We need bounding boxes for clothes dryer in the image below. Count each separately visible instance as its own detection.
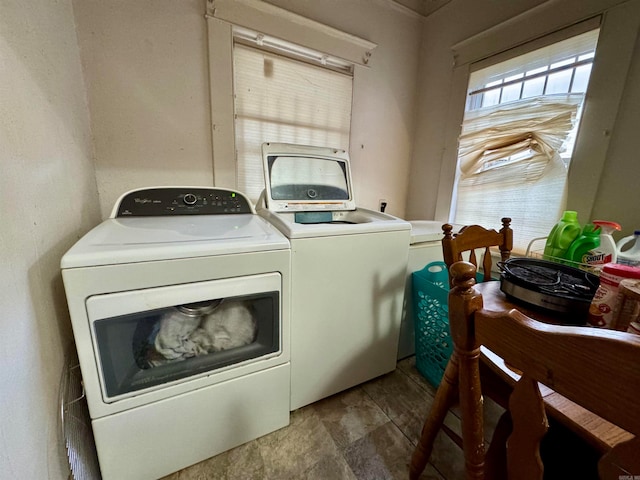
[61,187,290,480]
[257,143,411,410]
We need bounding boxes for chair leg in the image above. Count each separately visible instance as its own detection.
[485,411,511,480]
[410,354,460,480]
[458,346,486,479]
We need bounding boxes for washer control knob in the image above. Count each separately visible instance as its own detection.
[183,193,197,205]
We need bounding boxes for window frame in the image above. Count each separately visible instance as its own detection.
[205,0,376,191]
[434,0,640,230]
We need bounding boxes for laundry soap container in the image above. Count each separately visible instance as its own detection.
[617,230,640,267]
[565,223,600,265]
[543,210,581,261]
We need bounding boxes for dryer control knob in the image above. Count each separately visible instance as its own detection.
[183,193,197,205]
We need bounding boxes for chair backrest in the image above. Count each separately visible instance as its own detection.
[448,261,640,479]
[442,217,513,286]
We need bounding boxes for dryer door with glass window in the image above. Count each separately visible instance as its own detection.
[85,273,281,403]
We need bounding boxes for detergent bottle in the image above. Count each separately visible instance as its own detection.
[543,210,581,261]
[587,220,622,265]
[617,230,640,267]
[565,223,600,265]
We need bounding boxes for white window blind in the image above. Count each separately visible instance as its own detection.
[452,29,599,253]
[454,95,582,252]
[233,43,353,201]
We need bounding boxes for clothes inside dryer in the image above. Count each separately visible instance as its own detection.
[90,290,279,398]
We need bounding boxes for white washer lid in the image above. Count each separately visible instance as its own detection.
[261,142,357,213]
[61,215,289,268]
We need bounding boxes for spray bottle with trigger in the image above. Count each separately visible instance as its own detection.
[591,220,621,265]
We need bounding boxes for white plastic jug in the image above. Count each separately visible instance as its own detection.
[617,230,640,267]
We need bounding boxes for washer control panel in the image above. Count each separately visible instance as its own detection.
[114,187,253,217]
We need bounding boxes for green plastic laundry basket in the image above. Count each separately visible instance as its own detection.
[411,262,452,387]
[412,261,491,387]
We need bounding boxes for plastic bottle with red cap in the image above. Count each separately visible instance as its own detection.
[564,220,620,267]
[592,220,621,265]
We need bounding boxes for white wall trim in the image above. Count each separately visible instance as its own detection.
[467,16,602,74]
[206,0,377,66]
[206,17,236,188]
[451,0,628,66]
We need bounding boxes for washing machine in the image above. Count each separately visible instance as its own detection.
[61,187,291,480]
[397,221,446,359]
[257,143,411,410]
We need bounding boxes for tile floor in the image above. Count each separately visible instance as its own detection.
[162,357,506,480]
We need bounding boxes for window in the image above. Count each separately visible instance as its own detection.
[205,0,376,199]
[451,29,599,252]
[232,33,353,200]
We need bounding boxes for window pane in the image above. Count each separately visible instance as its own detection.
[501,82,523,103]
[522,77,546,98]
[572,64,593,93]
[546,70,573,94]
[482,87,501,107]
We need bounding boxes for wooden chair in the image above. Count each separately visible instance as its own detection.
[411,262,640,479]
[410,219,513,478]
[441,217,513,286]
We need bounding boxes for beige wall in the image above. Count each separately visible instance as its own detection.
[0,1,100,478]
[407,0,640,239]
[73,0,214,218]
[590,27,640,234]
[74,0,423,218]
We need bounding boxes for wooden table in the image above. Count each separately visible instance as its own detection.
[475,281,634,453]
